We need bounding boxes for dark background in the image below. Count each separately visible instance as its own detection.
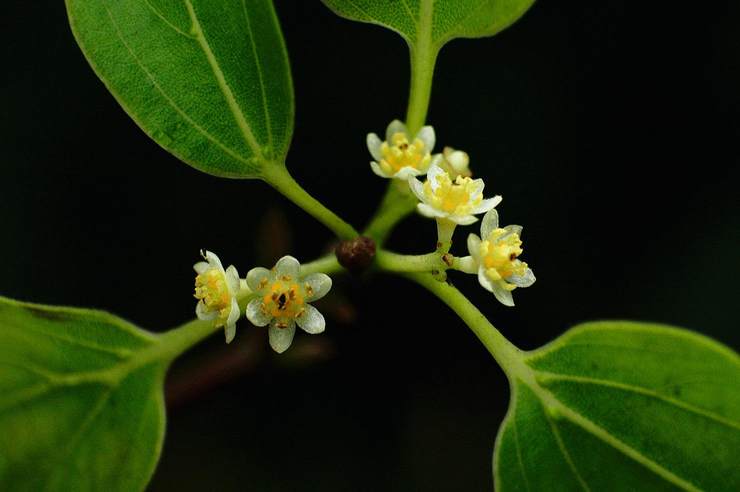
[2,1,739,490]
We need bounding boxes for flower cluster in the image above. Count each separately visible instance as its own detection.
[193,252,332,352]
[191,118,535,352]
[366,119,535,305]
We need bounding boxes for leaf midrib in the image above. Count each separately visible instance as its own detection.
[85,0,266,175]
[98,3,257,169]
[185,0,265,159]
[502,358,705,492]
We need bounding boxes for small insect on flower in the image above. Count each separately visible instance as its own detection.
[245,256,332,353]
[408,161,500,226]
[367,119,437,180]
[467,209,535,306]
[194,250,242,343]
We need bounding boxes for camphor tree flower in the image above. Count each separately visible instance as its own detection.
[245,256,332,353]
[409,161,500,226]
[466,209,535,306]
[408,160,501,249]
[193,250,242,343]
[438,146,472,179]
[367,119,437,180]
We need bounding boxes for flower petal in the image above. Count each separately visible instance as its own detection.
[224,324,236,344]
[417,203,447,219]
[471,196,501,215]
[408,177,426,201]
[246,267,271,293]
[480,209,499,239]
[445,148,469,173]
[426,162,446,192]
[467,234,482,262]
[490,281,515,307]
[193,261,210,274]
[195,301,218,321]
[477,268,495,293]
[507,268,536,288]
[296,304,325,334]
[202,250,224,271]
[394,166,423,180]
[455,255,479,274]
[304,273,332,302]
[429,153,443,169]
[469,178,485,197]
[495,228,519,243]
[370,161,390,178]
[227,298,241,326]
[503,224,523,237]
[246,298,271,327]
[366,133,383,161]
[269,323,296,354]
[385,119,407,141]
[275,255,300,280]
[416,125,435,151]
[225,265,240,294]
[449,214,479,226]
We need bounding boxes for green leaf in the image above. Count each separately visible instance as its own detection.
[320,0,536,49]
[66,0,293,178]
[0,297,168,491]
[494,321,740,491]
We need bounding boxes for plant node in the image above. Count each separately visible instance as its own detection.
[335,236,376,273]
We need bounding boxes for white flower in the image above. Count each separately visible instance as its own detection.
[439,146,472,179]
[245,256,332,354]
[408,161,501,226]
[467,209,535,306]
[367,119,436,180]
[194,250,241,343]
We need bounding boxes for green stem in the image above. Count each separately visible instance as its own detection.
[263,165,358,240]
[405,0,439,136]
[156,319,222,365]
[362,180,417,244]
[301,255,343,276]
[362,2,439,245]
[435,218,456,254]
[375,249,444,272]
[404,272,527,379]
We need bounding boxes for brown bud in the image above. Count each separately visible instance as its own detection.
[335,236,376,273]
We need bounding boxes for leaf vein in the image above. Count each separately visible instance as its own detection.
[43,387,114,490]
[185,0,264,158]
[543,406,591,491]
[102,4,255,169]
[435,0,491,45]
[539,371,740,431]
[7,322,134,358]
[553,398,703,491]
[142,0,195,39]
[241,0,273,150]
[512,410,532,492]
[400,0,418,28]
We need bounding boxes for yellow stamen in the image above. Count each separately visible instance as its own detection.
[379,132,431,174]
[423,173,483,216]
[195,268,232,327]
[480,229,527,289]
[261,281,306,322]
